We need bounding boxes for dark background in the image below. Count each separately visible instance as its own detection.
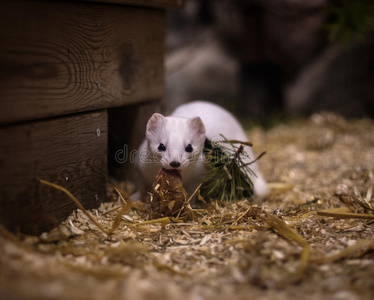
[164,0,374,125]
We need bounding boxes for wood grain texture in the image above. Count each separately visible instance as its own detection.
[0,111,107,234]
[78,0,185,10]
[0,0,165,125]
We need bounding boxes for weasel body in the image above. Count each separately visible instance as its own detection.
[135,101,268,200]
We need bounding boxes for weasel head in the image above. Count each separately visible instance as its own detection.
[144,113,206,172]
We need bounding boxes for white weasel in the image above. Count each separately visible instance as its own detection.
[134,101,268,201]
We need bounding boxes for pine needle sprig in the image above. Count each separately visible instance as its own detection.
[200,135,265,202]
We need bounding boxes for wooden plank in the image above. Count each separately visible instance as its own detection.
[78,0,185,10]
[0,0,165,125]
[0,111,107,234]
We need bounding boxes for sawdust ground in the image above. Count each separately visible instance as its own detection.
[1,112,374,300]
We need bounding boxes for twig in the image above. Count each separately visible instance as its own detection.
[176,183,202,220]
[222,140,253,147]
[242,151,267,167]
[259,212,310,277]
[39,179,108,235]
[317,208,374,220]
[231,206,252,226]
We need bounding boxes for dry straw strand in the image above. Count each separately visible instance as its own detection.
[39,179,108,235]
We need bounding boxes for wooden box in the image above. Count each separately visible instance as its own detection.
[0,0,182,234]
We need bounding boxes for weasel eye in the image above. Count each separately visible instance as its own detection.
[158,143,166,151]
[185,144,193,152]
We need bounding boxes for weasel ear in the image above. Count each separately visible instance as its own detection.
[146,113,165,135]
[189,117,206,137]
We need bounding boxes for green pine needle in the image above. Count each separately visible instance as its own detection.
[200,135,265,202]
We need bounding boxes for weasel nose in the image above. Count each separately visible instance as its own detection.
[169,161,181,168]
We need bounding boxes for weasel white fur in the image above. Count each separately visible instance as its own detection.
[134,101,268,201]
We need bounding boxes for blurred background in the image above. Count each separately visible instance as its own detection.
[164,0,374,126]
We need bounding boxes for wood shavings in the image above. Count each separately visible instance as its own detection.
[2,113,374,299]
[313,239,374,263]
[258,211,310,277]
[334,186,374,214]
